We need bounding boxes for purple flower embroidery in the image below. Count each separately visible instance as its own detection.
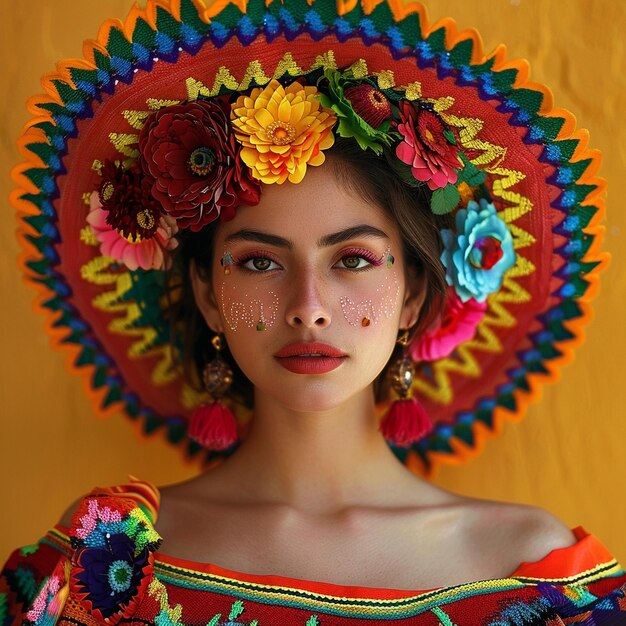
[71,532,153,624]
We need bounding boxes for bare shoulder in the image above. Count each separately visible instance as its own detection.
[459,498,576,576]
[512,504,576,561]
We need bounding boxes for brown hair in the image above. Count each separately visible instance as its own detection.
[165,137,451,406]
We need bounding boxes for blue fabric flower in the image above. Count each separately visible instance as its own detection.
[72,533,150,620]
[441,199,516,302]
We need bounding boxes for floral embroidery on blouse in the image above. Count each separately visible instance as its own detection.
[24,559,70,626]
[68,492,162,625]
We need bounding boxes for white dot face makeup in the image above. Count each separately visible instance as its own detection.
[340,272,401,327]
[339,246,400,327]
[221,283,279,331]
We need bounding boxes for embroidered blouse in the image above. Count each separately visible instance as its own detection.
[2,479,625,625]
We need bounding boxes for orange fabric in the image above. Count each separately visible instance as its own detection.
[511,526,616,579]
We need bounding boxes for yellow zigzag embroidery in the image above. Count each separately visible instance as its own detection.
[80,256,176,385]
[414,101,536,404]
[122,109,151,130]
[185,51,338,100]
[109,133,140,159]
[148,579,184,626]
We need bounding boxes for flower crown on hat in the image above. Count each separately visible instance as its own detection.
[87,57,516,357]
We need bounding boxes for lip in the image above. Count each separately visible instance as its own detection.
[274,342,348,375]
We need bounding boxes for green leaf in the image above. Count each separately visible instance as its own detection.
[431,184,461,215]
[442,128,456,145]
[228,600,245,620]
[457,160,486,186]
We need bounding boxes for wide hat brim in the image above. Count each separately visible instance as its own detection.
[12,0,607,475]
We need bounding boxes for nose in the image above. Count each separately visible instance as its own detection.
[284,270,331,329]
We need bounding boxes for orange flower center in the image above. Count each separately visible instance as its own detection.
[368,90,387,109]
[267,121,297,146]
[424,128,435,143]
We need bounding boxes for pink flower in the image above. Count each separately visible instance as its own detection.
[396,101,461,190]
[26,576,62,622]
[75,499,123,539]
[410,288,487,361]
[87,192,179,271]
[25,560,69,625]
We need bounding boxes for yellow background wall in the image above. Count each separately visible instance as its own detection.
[1,0,625,566]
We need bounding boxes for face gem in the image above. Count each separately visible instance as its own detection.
[221,251,234,275]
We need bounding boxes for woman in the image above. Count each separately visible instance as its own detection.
[3,0,624,623]
[150,148,577,588]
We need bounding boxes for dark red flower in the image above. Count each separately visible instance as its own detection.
[344,84,391,128]
[99,160,162,241]
[139,98,261,231]
[396,101,461,190]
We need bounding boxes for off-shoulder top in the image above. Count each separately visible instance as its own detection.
[2,479,625,625]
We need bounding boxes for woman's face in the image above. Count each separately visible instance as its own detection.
[193,163,424,413]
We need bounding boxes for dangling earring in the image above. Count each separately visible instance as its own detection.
[379,330,432,447]
[188,334,238,450]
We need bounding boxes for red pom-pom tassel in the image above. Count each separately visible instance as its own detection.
[380,397,432,447]
[188,402,238,450]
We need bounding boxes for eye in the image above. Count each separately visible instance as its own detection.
[237,255,281,272]
[334,248,382,271]
[337,255,371,270]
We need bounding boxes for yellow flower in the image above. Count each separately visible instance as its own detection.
[231,79,336,184]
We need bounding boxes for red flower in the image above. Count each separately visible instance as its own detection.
[139,98,261,231]
[344,84,391,128]
[396,101,461,190]
[99,160,162,241]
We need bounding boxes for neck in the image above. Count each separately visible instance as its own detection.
[211,386,420,514]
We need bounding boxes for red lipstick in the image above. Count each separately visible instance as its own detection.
[274,342,348,374]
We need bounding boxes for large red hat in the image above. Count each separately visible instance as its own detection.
[12,0,606,475]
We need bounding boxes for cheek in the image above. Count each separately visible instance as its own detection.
[339,270,401,328]
[220,282,280,332]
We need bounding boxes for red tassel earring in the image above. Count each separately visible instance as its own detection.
[188,335,238,450]
[380,330,432,447]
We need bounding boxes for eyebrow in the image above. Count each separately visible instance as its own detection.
[223,224,389,249]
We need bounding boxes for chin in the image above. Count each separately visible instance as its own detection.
[262,380,374,415]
